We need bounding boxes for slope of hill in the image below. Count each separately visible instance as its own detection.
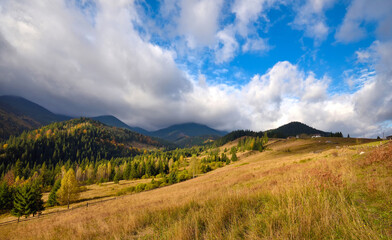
[0,96,70,141]
[0,118,166,172]
[91,115,150,135]
[266,121,327,138]
[150,122,227,146]
[214,129,265,146]
[0,95,226,146]
[1,137,389,239]
[215,122,328,146]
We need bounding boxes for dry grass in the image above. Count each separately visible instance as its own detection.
[1,138,391,240]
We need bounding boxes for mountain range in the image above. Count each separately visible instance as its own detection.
[0,95,335,145]
[0,96,227,145]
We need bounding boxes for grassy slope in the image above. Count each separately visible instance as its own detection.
[1,138,392,239]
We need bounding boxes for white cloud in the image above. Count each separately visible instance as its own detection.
[242,37,270,53]
[353,41,392,124]
[335,0,392,43]
[0,0,191,129]
[231,0,274,37]
[0,0,390,137]
[178,0,223,48]
[215,25,239,64]
[292,0,336,42]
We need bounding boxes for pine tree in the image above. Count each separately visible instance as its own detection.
[47,179,61,207]
[31,182,44,217]
[231,152,238,162]
[113,172,120,184]
[57,169,79,209]
[0,182,13,210]
[11,184,35,222]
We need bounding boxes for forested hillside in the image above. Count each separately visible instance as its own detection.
[0,118,166,178]
[0,96,70,141]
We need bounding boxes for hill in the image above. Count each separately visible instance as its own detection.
[266,121,327,138]
[0,95,226,146]
[0,96,70,141]
[91,115,150,135]
[214,129,265,146]
[215,122,329,146]
[150,122,227,147]
[1,137,389,239]
[0,118,167,177]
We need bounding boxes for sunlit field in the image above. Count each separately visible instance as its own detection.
[1,137,391,239]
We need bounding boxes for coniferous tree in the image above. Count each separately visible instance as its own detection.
[31,182,44,217]
[11,184,35,222]
[0,182,13,210]
[47,179,61,207]
[231,152,238,162]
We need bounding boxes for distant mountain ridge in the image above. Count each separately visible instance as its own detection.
[91,115,150,135]
[148,122,228,147]
[0,118,169,170]
[215,122,331,146]
[266,121,327,138]
[0,96,228,146]
[0,96,70,141]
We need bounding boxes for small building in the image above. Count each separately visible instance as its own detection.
[387,135,392,140]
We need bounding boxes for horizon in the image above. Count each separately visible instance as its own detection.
[0,0,391,137]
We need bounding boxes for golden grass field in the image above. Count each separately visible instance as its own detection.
[1,137,391,239]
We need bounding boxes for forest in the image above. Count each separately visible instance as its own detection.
[0,118,268,220]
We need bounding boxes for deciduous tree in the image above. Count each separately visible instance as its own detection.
[57,169,79,209]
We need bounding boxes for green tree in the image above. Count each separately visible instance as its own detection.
[231,152,238,162]
[0,182,13,210]
[31,181,44,217]
[113,172,120,184]
[57,169,79,209]
[11,184,35,222]
[47,179,61,207]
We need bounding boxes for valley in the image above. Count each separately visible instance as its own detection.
[1,136,391,239]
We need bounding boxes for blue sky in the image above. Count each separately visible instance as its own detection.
[0,0,391,137]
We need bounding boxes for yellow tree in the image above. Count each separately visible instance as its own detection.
[57,169,79,209]
[189,155,198,178]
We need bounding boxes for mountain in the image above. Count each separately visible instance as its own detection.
[0,96,70,141]
[0,118,169,171]
[215,122,330,145]
[214,130,265,146]
[91,115,150,135]
[0,95,227,146]
[266,121,327,138]
[150,123,227,147]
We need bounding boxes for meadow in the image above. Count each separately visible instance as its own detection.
[1,137,391,239]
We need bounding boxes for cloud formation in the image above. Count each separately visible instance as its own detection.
[335,0,392,42]
[291,0,335,43]
[0,0,391,137]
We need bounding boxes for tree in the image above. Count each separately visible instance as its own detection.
[231,152,238,162]
[57,169,79,209]
[0,182,13,210]
[47,179,61,207]
[113,172,120,184]
[31,181,44,217]
[11,184,35,222]
[189,155,198,178]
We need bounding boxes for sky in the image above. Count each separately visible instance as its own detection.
[0,0,391,137]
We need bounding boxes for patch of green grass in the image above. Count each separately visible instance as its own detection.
[299,158,313,163]
[236,162,249,167]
